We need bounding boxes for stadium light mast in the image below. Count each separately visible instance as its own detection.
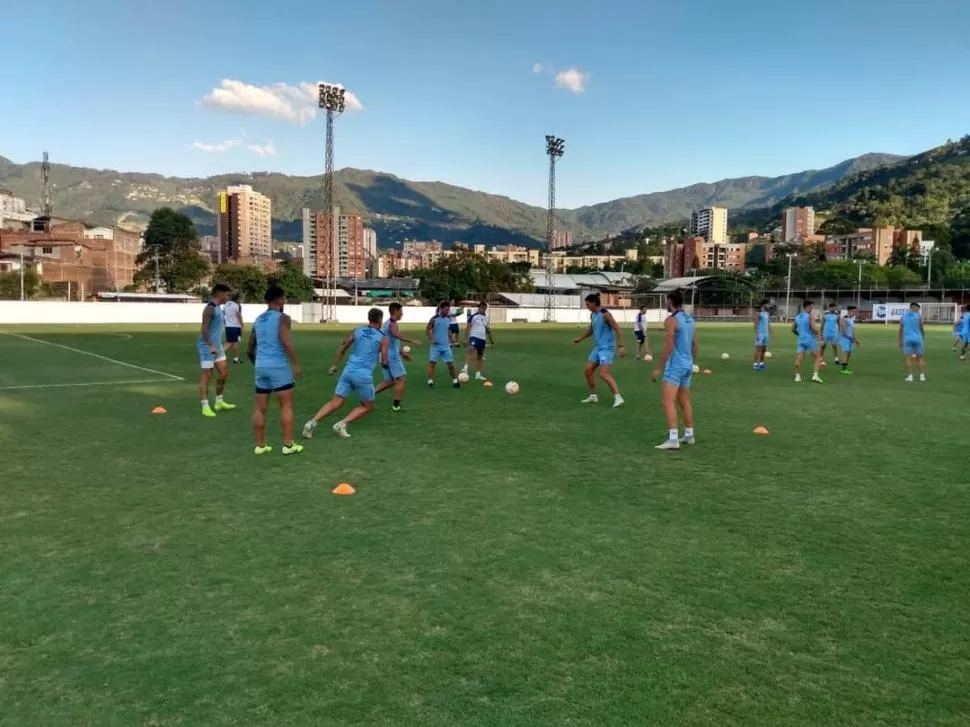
[785,253,797,320]
[319,83,347,323]
[543,135,565,323]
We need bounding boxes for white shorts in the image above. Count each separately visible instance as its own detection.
[200,354,227,369]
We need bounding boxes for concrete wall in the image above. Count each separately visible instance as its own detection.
[0,301,669,326]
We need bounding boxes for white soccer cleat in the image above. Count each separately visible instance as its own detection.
[612,394,625,408]
[302,420,317,439]
[794,374,802,383]
[332,421,350,438]
[679,436,696,445]
[905,375,914,383]
[919,373,927,382]
[812,374,823,383]
[581,394,599,404]
[655,439,681,450]
[475,372,486,380]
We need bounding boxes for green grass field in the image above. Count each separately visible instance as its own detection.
[1,322,969,726]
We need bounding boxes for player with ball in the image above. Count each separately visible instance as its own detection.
[651,289,698,450]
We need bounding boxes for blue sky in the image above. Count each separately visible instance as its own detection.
[4,0,969,209]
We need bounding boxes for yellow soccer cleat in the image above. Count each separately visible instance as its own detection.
[254,445,273,455]
[201,405,217,418]
[214,400,237,412]
[282,442,304,456]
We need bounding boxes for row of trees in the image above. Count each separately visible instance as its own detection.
[409,251,534,301]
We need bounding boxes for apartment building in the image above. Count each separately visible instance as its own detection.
[824,227,922,265]
[664,236,747,277]
[781,207,816,242]
[363,227,377,273]
[217,185,272,265]
[689,207,729,244]
[550,231,572,250]
[302,207,367,279]
[0,190,36,228]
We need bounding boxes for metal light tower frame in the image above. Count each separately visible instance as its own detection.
[319,83,347,322]
[41,151,52,220]
[543,135,565,322]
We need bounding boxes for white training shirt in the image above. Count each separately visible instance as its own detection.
[448,312,457,324]
[468,312,489,340]
[223,300,242,328]
[634,311,646,333]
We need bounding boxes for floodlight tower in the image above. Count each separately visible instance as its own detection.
[544,135,565,322]
[41,151,52,222]
[319,84,347,322]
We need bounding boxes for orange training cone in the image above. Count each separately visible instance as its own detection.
[482,380,494,387]
[332,483,356,496]
[152,406,167,415]
[752,426,769,435]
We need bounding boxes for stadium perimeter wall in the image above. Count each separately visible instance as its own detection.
[0,302,668,326]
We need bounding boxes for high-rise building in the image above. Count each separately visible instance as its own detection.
[689,207,728,244]
[363,227,377,274]
[550,231,572,250]
[217,184,272,265]
[302,207,367,279]
[781,207,816,242]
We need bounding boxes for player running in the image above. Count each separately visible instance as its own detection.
[957,305,970,360]
[223,292,244,363]
[652,289,697,450]
[247,285,303,456]
[198,283,237,417]
[573,293,625,407]
[838,306,860,375]
[793,300,823,384]
[302,307,390,439]
[461,301,495,381]
[819,302,841,365]
[752,299,771,370]
[375,302,422,411]
[633,305,651,361]
[899,302,927,382]
[427,301,461,388]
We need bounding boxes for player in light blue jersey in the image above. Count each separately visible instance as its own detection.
[838,305,860,375]
[247,286,303,456]
[899,302,926,382]
[303,307,390,439]
[652,289,697,450]
[819,302,841,365]
[752,299,772,370]
[426,301,460,388]
[574,293,625,407]
[792,300,823,383]
[197,283,237,417]
[957,305,970,360]
[375,302,422,411]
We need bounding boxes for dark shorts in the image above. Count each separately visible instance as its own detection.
[225,326,242,343]
[634,331,646,344]
[449,323,460,335]
[469,336,486,355]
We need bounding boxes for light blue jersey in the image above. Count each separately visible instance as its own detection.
[196,300,226,366]
[430,315,451,347]
[795,311,818,353]
[901,311,923,356]
[335,326,384,401]
[960,312,970,341]
[253,309,287,367]
[756,310,770,346]
[840,316,856,353]
[588,308,616,366]
[822,312,840,342]
[381,319,407,380]
[663,310,696,388]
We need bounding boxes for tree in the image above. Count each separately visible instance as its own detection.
[134,208,210,292]
[270,260,315,301]
[0,268,40,300]
[413,251,532,302]
[817,217,859,235]
[210,263,268,302]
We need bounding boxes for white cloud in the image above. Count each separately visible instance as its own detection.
[554,68,590,94]
[532,63,544,74]
[190,138,242,153]
[199,79,363,125]
[246,142,277,157]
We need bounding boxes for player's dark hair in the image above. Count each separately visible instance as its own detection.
[668,289,685,308]
[264,285,285,303]
[639,304,648,311]
[828,302,836,308]
[368,307,384,324]
[479,301,488,309]
[910,302,920,309]
[231,292,240,302]
[212,283,231,294]
[388,302,402,315]
[803,300,813,309]
[437,300,449,311]
[585,293,601,306]
[847,305,857,312]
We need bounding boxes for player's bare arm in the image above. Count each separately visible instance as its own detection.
[379,335,390,369]
[279,314,302,378]
[329,332,354,374]
[246,329,257,364]
[390,321,420,346]
[897,321,904,348]
[651,316,677,380]
[201,306,215,350]
[573,325,592,344]
[426,318,435,340]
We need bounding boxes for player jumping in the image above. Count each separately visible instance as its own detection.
[574,292,625,407]
[899,302,927,382]
[427,301,460,388]
[752,298,771,370]
[198,283,237,417]
[652,289,697,450]
[793,300,823,384]
[248,285,303,455]
[462,301,495,381]
[838,305,859,374]
[375,302,422,411]
[819,302,841,365]
[302,307,390,439]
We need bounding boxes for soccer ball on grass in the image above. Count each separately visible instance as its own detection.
[457,372,470,384]
[402,345,412,354]
[720,352,730,360]
[764,351,772,359]
[505,381,520,395]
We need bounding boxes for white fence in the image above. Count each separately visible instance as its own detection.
[0,301,669,326]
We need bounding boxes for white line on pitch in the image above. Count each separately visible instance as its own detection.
[0,378,182,391]
[1,332,185,381]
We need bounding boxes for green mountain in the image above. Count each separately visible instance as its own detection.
[0,152,903,246]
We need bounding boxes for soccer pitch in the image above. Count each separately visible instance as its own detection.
[1,323,968,725]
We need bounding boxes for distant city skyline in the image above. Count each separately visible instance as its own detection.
[3,0,969,209]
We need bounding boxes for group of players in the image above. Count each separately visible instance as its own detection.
[195,281,959,454]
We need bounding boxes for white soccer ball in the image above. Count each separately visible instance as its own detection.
[720,352,730,360]
[691,364,700,374]
[505,381,520,395]
[458,372,470,384]
[402,345,411,354]
[764,351,772,359]
[644,354,653,362]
